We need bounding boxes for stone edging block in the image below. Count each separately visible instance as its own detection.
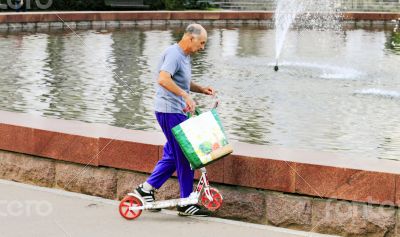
[1,114,400,207]
[0,150,55,187]
[0,12,398,24]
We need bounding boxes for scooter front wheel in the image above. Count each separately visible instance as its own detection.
[201,187,223,211]
[119,194,143,220]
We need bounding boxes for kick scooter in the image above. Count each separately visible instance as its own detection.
[119,167,223,220]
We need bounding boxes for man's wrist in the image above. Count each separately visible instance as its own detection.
[181,91,189,99]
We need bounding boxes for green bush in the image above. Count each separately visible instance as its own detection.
[145,0,212,10]
[163,0,185,10]
[185,0,211,9]
[0,0,109,11]
[142,0,165,10]
[0,0,212,11]
[37,0,108,11]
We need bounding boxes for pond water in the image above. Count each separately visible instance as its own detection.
[0,25,399,160]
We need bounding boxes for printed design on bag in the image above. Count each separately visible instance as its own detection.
[179,111,228,164]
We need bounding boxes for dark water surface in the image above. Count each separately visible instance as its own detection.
[0,25,399,160]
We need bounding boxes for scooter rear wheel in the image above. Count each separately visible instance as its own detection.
[201,187,223,211]
[119,194,143,220]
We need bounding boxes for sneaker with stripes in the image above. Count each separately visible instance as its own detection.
[134,184,161,212]
[177,204,210,217]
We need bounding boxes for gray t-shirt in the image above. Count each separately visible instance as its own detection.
[154,43,191,114]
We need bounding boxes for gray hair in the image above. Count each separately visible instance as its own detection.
[185,24,203,36]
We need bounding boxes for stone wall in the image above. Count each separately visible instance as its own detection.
[340,0,400,12]
[0,149,399,236]
[1,110,400,237]
[0,11,399,32]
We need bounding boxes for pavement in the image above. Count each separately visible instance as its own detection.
[0,179,339,237]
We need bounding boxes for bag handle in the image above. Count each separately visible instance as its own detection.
[184,93,219,118]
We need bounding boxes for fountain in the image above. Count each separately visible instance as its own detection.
[274,0,304,71]
[273,0,341,71]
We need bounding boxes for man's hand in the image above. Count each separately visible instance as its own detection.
[202,86,215,96]
[183,93,196,113]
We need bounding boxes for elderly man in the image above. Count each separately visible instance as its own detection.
[134,24,214,217]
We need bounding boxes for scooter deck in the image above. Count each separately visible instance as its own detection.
[128,192,200,211]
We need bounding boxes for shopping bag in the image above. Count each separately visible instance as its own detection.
[172,109,233,169]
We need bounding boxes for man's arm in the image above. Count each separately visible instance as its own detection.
[158,71,188,98]
[190,81,215,95]
[190,81,204,94]
[158,70,196,112]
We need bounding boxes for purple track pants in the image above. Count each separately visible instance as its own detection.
[146,112,194,198]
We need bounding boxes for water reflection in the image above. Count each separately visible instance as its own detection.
[46,31,117,123]
[110,29,150,129]
[0,34,27,113]
[221,29,239,57]
[0,26,399,161]
[237,27,274,57]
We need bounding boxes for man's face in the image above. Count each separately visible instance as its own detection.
[190,32,207,54]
